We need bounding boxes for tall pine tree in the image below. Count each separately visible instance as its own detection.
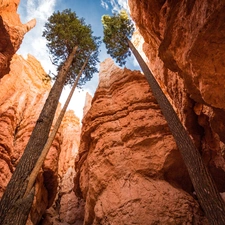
[0,9,99,225]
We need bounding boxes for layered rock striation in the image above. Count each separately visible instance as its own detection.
[129,0,225,192]
[75,58,207,224]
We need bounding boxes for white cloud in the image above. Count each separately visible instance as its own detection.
[26,0,57,22]
[101,0,129,13]
[17,0,90,121]
[101,0,109,10]
[18,0,57,74]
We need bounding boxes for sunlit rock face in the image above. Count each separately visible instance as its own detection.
[0,54,51,197]
[0,54,82,225]
[128,0,225,193]
[75,58,208,225]
[83,92,93,118]
[0,0,36,77]
[0,54,55,224]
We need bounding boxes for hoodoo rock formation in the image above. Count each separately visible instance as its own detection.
[0,1,82,223]
[0,54,57,224]
[0,54,51,199]
[0,0,36,78]
[1,0,225,224]
[128,0,225,194]
[75,58,208,224]
[0,54,81,224]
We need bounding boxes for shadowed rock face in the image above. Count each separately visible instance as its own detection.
[129,0,225,192]
[75,58,208,225]
[41,111,84,225]
[0,0,36,78]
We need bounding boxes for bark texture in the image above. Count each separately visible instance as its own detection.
[75,58,208,225]
[128,39,225,224]
[0,46,77,224]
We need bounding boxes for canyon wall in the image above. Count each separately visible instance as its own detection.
[0,54,82,224]
[128,0,225,192]
[41,110,84,225]
[1,0,225,224]
[0,0,35,78]
[0,1,82,224]
[0,54,56,223]
[75,58,208,224]
[75,1,225,223]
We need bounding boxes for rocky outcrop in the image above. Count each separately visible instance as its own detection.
[0,2,82,224]
[0,54,51,197]
[128,0,225,192]
[0,0,36,78]
[0,54,81,224]
[83,92,92,117]
[0,54,57,224]
[75,58,207,224]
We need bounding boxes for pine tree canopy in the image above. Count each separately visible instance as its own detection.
[56,36,101,87]
[43,9,100,86]
[102,10,134,66]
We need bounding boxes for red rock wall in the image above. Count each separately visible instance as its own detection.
[0,54,51,197]
[0,54,82,225]
[41,110,84,225]
[129,0,225,192]
[0,54,58,224]
[0,1,83,224]
[0,0,35,78]
[75,58,208,224]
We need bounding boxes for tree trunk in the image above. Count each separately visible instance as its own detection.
[3,188,35,225]
[24,55,89,198]
[0,46,78,225]
[127,39,225,224]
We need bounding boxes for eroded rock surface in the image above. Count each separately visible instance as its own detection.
[41,110,84,225]
[75,59,207,224]
[0,0,35,77]
[0,54,51,197]
[0,54,56,224]
[0,54,82,224]
[129,0,225,192]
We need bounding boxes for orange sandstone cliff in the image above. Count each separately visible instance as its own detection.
[0,1,82,224]
[74,1,225,224]
[41,110,84,225]
[1,0,225,224]
[0,54,82,224]
[0,1,82,223]
[0,54,57,224]
[75,58,208,224]
[128,0,225,192]
[0,0,35,78]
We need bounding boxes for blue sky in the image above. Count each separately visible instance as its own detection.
[17,0,139,120]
